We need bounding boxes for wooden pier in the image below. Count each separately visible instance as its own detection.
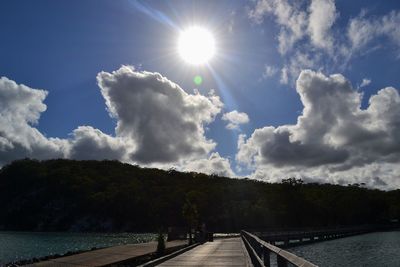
[157,237,251,267]
[241,231,317,267]
[24,240,187,267]
[24,226,384,267]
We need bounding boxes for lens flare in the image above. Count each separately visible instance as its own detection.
[194,75,203,85]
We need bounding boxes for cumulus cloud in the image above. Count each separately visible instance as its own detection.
[68,126,128,161]
[97,66,223,164]
[183,152,235,177]
[0,77,67,165]
[222,110,250,130]
[248,162,400,190]
[237,70,400,188]
[0,68,235,176]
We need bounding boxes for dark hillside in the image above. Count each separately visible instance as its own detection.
[0,159,399,232]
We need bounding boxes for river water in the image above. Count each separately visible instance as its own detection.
[0,231,156,265]
[1,231,399,266]
[288,231,400,267]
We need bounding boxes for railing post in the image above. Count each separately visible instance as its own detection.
[284,237,289,247]
[263,249,270,267]
[277,255,288,267]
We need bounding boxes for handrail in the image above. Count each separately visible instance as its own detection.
[241,230,318,267]
[253,225,373,238]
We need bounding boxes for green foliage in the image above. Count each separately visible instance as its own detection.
[0,159,399,232]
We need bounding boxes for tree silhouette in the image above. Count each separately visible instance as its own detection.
[182,195,199,244]
[0,159,398,232]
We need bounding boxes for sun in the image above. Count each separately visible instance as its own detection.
[178,27,216,65]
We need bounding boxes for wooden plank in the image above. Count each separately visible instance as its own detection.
[158,238,250,267]
[25,240,187,267]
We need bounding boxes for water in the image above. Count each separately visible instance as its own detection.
[0,231,157,265]
[288,231,400,267]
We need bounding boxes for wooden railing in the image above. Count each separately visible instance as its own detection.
[241,230,318,267]
[253,226,373,247]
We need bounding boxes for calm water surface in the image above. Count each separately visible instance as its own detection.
[288,231,400,267]
[0,231,156,264]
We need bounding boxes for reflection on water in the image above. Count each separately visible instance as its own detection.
[0,231,156,264]
[288,231,400,267]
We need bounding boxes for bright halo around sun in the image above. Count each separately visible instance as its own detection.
[178,27,216,65]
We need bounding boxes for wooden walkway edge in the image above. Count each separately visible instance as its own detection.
[24,240,187,267]
[138,243,201,267]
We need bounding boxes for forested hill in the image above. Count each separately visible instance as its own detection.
[0,159,399,232]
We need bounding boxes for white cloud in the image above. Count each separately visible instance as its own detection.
[262,65,278,79]
[0,77,67,165]
[250,1,400,85]
[347,11,375,51]
[248,0,337,55]
[248,0,273,25]
[68,126,129,161]
[183,152,235,177]
[248,0,337,83]
[280,66,289,84]
[237,70,400,189]
[308,0,338,52]
[248,162,400,190]
[222,110,250,130]
[348,10,400,54]
[359,78,371,88]
[97,66,223,164]
[280,51,318,84]
[0,68,236,177]
[248,0,308,54]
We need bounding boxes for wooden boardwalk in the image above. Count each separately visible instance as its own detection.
[158,238,251,267]
[25,240,186,267]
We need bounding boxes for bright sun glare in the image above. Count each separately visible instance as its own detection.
[178,27,216,65]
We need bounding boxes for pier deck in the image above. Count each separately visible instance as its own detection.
[158,237,250,267]
[25,240,187,267]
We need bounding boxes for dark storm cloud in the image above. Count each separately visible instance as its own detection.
[258,129,349,167]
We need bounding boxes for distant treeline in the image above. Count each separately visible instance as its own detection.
[0,159,399,232]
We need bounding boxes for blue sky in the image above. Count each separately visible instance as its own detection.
[1,0,400,188]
